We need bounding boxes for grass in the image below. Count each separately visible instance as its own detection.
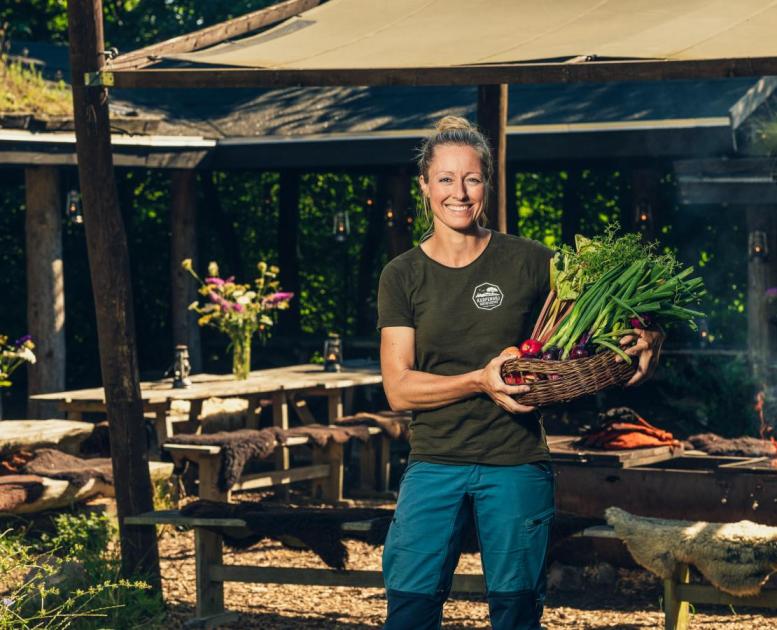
[0,54,72,117]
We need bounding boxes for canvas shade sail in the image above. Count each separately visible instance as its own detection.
[165,0,777,70]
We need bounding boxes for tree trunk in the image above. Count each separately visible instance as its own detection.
[25,166,66,418]
[477,84,508,233]
[67,0,160,588]
[170,169,202,372]
[277,170,301,336]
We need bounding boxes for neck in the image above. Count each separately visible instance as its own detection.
[422,223,491,267]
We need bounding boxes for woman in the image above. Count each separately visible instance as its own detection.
[377,116,663,630]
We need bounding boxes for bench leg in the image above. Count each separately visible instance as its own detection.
[312,441,344,503]
[664,562,690,630]
[359,437,377,490]
[378,435,391,493]
[195,528,225,619]
[198,455,231,503]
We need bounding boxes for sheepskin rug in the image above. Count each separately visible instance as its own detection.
[605,507,777,596]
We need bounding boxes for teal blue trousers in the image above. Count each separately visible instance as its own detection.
[382,460,554,630]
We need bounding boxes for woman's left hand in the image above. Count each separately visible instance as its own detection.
[615,327,665,387]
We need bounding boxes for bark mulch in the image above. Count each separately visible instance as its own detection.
[156,500,777,629]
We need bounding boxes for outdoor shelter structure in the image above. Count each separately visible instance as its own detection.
[66,0,777,587]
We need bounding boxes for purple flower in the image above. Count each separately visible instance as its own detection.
[14,335,32,348]
[205,277,225,286]
[208,291,221,303]
[232,303,245,313]
[263,291,295,305]
[766,287,777,298]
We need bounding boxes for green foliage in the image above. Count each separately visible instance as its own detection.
[0,512,164,629]
[0,52,71,115]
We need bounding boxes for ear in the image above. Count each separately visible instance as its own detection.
[419,175,430,197]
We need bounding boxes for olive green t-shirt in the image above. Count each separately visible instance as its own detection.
[377,230,554,465]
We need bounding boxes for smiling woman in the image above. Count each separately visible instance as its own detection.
[377,115,556,630]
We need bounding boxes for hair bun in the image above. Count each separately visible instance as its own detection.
[434,115,474,133]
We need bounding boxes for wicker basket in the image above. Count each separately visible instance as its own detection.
[500,351,637,407]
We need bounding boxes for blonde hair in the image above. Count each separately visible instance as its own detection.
[416,115,492,230]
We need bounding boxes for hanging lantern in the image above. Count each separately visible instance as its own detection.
[332,211,350,242]
[65,190,83,224]
[323,333,342,372]
[698,318,709,345]
[384,199,395,227]
[634,201,652,227]
[406,206,414,230]
[749,230,768,259]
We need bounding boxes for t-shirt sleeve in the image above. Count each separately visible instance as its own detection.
[377,262,414,329]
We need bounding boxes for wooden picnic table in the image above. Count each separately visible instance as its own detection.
[29,362,383,456]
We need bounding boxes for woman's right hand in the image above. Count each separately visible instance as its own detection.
[477,351,537,414]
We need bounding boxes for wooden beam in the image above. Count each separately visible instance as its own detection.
[277,170,301,337]
[748,206,773,387]
[170,169,202,372]
[67,0,160,588]
[106,0,321,71]
[25,166,66,419]
[104,57,777,89]
[477,85,507,233]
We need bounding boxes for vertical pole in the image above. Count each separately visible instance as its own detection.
[382,169,412,259]
[477,84,508,233]
[505,164,519,236]
[356,176,384,335]
[561,167,583,247]
[25,166,66,418]
[67,0,160,587]
[170,169,202,372]
[278,169,301,336]
[631,167,660,241]
[748,206,770,388]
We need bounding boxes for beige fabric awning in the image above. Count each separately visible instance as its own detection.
[167,0,777,70]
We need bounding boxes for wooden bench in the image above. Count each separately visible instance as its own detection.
[126,509,486,628]
[580,526,777,629]
[163,426,386,504]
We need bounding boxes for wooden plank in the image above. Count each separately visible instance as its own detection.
[748,205,772,384]
[232,464,330,491]
[106,0,321,71]
[67,0,160,588]
[183,611,239,630]
[211,565,486,593]
[477,84,508,233]
[0,419,94,454]
[125,510,247,528]
[105,57,777,89]
[164,443,222,455]
[195,529,225,618]
[664,563,691,630]
[25,166,66,419]
[675,583,777,608]
[550,442,680,468]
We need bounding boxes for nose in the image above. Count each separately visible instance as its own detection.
[452,178,468,200]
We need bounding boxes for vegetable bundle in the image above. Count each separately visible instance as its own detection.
[505,226,705,383]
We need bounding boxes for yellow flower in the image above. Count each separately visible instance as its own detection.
[181,258,193,271]
[197,315,213,326]
[187,301,199,311]
[207,261,219,277]
[269,265,279,275]
[257,261,267,273]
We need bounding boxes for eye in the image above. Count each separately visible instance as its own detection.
[467,177,482,185]
[439,177,453,183]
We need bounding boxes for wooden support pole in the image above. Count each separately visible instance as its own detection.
[25,166,66,418]
[170,169,202,372]
[505,164,519,236]
[561,167,583,247]
[356,177,384,335]
[747,205,772,387]
[630,167,661,241]
[67,0,160,588]
[278,170,301,336]
[477,84,508,233]
[381,170,412,259]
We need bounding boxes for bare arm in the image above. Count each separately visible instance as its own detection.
[380,326,536,414]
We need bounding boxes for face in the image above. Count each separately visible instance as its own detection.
[419,144,486,233]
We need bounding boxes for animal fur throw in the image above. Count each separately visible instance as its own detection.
[167,429,284,492]
[18,449,113,488]
[0,475,44,511]
[284,423,372,446]
[685,433,776,457]
[181,500,394,569]
[335,411,411,441]
[605,507,777,596]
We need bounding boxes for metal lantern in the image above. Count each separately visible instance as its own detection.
[323,333,342,372]
[65,190,84,224]
[749,230,768,259]
[172,344,192,388]
[384,199,395,227]
[332,211,350,242]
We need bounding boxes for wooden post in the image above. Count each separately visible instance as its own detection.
[748,205,771,387]
[505,165,519,236]
[382,170,412,259]
[67,0,160,588]
[477,84,508,233]
[25,166,66,418]
[356,177,384,335]
[170,169,202,372]
[278,170,301,336]
[663,563,691,630]
[630,167,661,241]
[200,171,244,279]
[561,167,583,246]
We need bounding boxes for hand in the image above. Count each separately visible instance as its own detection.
[477,351,537,414]
[615,327,665,387]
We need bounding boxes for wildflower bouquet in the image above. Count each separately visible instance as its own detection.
[0,334,36,388]
[182,259,293,379]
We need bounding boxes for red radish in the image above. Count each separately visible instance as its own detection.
[504,373,524,385]
[519,338,543,357]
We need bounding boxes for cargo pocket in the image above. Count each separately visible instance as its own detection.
[523,506,554,549]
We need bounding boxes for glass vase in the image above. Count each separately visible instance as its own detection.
[231,330,252,380]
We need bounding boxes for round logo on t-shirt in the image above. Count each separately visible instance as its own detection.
[472,282,504,310]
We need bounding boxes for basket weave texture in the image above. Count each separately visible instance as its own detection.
[500,351,637,407]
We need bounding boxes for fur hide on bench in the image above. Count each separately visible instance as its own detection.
[606,506,777,597]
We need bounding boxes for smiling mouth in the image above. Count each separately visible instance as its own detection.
[445,204,473,212]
